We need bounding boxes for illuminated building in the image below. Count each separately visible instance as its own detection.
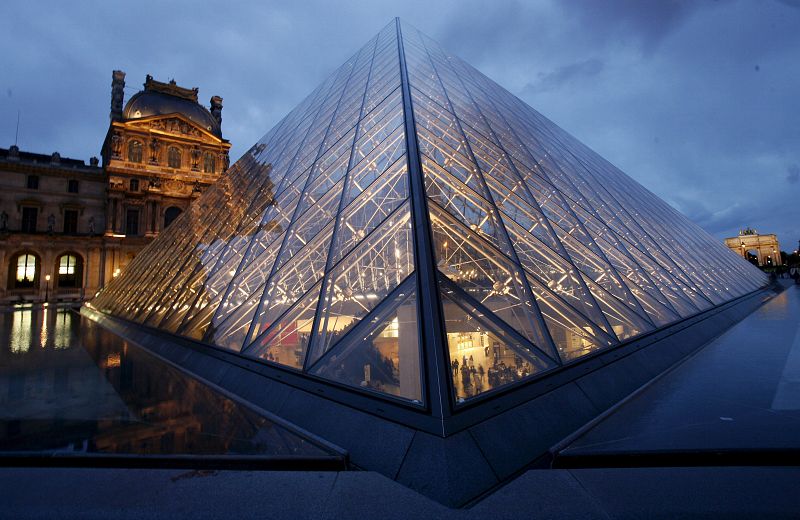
[0,73,230,303]
[724,228,783,267]
[86,20,768,505]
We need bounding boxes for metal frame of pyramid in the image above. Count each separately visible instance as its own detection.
[90,19,767,436]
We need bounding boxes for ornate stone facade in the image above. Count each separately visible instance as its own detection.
[724,228,783,267]
[0,72,230,304]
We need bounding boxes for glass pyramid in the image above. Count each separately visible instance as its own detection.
[90,19,767,407]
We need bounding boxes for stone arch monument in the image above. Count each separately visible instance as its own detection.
[725,228,782,266]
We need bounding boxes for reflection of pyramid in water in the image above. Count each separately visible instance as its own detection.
[92,19,766,406]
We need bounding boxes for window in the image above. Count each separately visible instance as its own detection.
[126,209,139,236]
[129,178,139,192]
[27,175,39,190]
[67,179,79,193]
[127,140,143,163]
[203,152,215,173]
[164,206,182,229]
[21,207,37,233]
[57,254,81,288]
[167,146,181,168]
[63,210,78,234]
[14,253,37,288]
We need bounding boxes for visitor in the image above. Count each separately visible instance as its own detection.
[471,366,481,390]
[461,365,471,388]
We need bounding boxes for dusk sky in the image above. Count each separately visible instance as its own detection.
[1,0,797,250]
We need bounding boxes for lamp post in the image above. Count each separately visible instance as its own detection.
[45,274,51,303]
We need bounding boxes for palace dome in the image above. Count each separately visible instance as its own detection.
[123,81,221,138]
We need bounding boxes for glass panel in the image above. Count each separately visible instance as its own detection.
[343,125,406,206]
[243,281,323,370]
[308,202,414,366]
[503,217,613,335]
[330,156,409,266]
[273,177,344,273]
[244,221,335,347]
[428,202,557,360]
[580,273,655,341]
[440,280,556,403]
[524,273,614,362]
[422,155,511,256]
[480,162,563,255]
[417,128,487,198]
[310,278,422,403]
[358,87,402,141]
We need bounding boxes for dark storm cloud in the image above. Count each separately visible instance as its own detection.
[0,0,797,250]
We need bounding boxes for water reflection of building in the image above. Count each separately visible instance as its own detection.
[724,228,783,267]
[93,146,277,343]
[0,72,231,304]
[0,308,322,457]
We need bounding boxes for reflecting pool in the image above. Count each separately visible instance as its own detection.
[0,306,338,461]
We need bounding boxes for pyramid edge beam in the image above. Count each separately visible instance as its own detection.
[395,17,453,428]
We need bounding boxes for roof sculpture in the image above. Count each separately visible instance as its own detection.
[91,18,766,416]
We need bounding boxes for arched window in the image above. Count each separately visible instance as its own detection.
[203,152,215,173]
[56,253,83,288]
[127,140,143,163]
[167,146,181,168]
[164,206,182,229]
[9,252,38,289]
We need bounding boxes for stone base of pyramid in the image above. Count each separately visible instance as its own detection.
[81,285,775,506]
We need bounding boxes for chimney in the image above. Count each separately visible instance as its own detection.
[210,96,223,128]
[110,70,126,121]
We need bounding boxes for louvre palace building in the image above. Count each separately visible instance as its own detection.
[0,73,230,304]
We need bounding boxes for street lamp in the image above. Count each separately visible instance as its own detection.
[45,274,51,303]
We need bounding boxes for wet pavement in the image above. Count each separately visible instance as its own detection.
[0,306,341,463]
[556,284,800,465]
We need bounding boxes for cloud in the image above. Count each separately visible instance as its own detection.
[522,58,604,94]
[566,0,722,53]
[787,164,800,184]
[669,195,715,226]
[0,0,797,249]
[776,0,800,9]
